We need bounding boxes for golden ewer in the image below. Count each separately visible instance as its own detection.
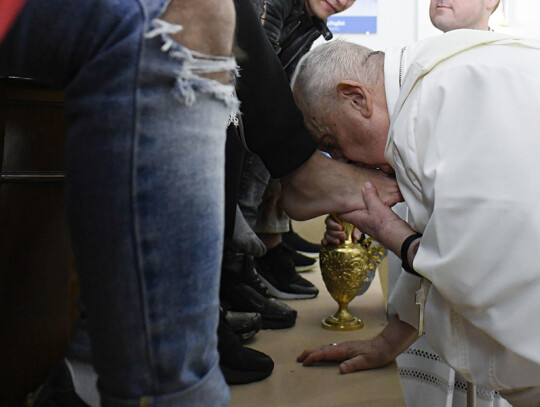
[319,219,385,331]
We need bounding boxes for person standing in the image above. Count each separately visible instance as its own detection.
[2,1,238,406]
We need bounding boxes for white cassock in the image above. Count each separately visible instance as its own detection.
[383,29,540,400]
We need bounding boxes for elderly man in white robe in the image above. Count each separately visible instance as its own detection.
[384,1,507,406]
[292,32,540,407]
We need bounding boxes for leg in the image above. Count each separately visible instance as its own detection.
[1,0,237,405]
[67,1,237,405]
[237,151,271,230]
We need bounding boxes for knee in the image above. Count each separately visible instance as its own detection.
[161,0,235,58]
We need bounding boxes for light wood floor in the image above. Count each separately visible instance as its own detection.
[229,218,405,407]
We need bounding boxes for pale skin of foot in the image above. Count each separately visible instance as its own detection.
[281,152,403,221]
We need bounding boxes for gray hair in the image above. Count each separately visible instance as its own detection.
[291,40,384,118]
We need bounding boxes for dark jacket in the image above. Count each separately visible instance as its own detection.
[225,0,317,238]
[261,0,333,78]
[233,0,316,177]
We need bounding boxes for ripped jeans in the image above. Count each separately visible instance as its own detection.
[0,0,237,406]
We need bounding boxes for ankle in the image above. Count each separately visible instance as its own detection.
[258,233,282,250]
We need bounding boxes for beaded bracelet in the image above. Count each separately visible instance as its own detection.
[400,233,422,277]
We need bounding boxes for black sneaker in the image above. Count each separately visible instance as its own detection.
[221,281,297,329]
[221,251,297,329]
[224,309,262,342]
[222,251,270,297]
[283,225,322,258]
[255,243,319,300]
[218,310,274,384]
[291,250,317,272]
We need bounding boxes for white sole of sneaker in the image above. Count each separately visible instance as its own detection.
[296,250,320,259]
[257,274,318,300]
[295,261,318,272]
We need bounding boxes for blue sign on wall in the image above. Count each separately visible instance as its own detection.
[327,0,377,34]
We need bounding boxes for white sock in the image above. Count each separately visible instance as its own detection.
[65,358,100,407]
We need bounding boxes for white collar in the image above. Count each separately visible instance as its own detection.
[383,41,423,117]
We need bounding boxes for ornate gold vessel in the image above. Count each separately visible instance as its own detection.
[319,219,385,331]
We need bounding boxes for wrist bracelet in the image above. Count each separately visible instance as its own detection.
[400,233,422,277]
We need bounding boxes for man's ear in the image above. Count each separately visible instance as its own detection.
[336,80,373,118]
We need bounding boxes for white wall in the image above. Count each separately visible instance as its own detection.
[493,0,540,38]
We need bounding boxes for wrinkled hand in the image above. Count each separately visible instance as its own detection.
[296,338,395,374]
[297,317,418,374]
[363,167,403,208]
[322,215,362,246]
[340,182,414,255]
[258,178,285,221]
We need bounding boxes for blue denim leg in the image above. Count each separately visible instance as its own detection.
[1,1,237,406]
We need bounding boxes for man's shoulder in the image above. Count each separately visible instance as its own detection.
[411,30,533,73]
[264,0,303,18]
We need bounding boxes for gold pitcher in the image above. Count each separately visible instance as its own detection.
[319,218,385,331]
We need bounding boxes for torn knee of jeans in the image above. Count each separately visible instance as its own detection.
[145,19,240,125]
